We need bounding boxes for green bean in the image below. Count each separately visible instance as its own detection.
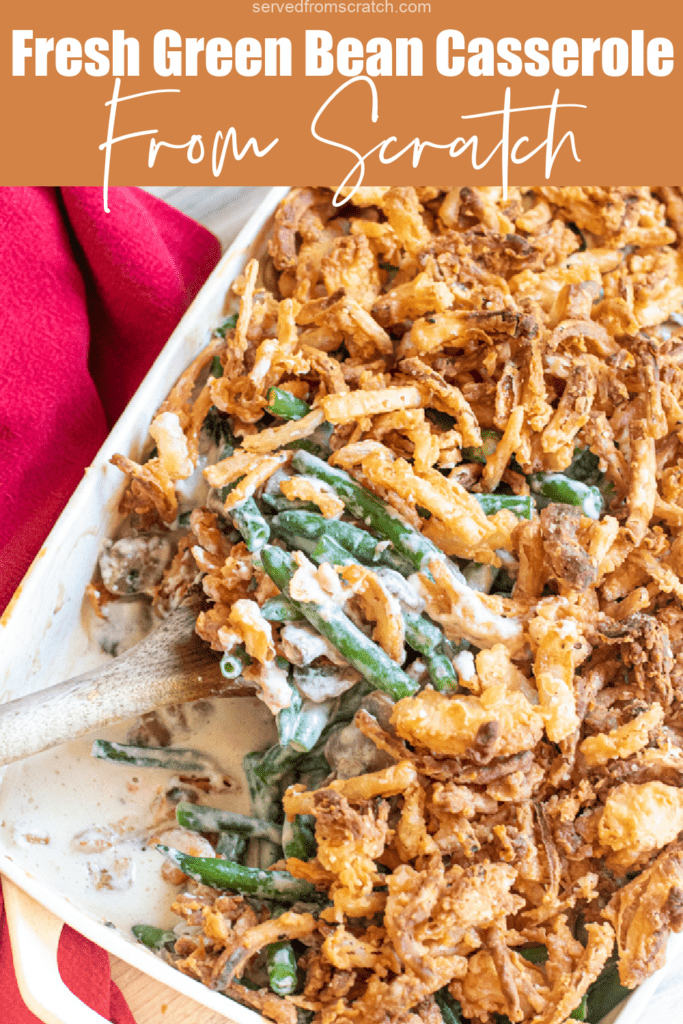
[262,491,320,513]
[585,961,630,1023]
[242,750,283,864]
[570,994,587,1021]
[267,387,311,421]
[215,312,238,338]
[529,473,602,519]
[566,444,601,485]
[175,802,283,844]
[249,681,371,806]
[218,476,240,504]
[331,528,415,575]
[296,749,330,783]
[261,596,305,622]
[405,611,458,692]
[258,677,372,794]
[282,527,475,697]
[310,534,355,566]
[462,429,501,464]
[203,407,237,451]
[270,524,321,559]
[270,525,321,561]
[266,940,299,996]
[434,987,463,1024]
[282,815,317,861]
[245,743,301,862]
[425,408,456,431]
[425,647,458,693]
[284,422,334,461]
[474,493,534,519]
[274,510,414,575]
[215,831,248,862]
[518,945,548,964]
[271,510,326,542]
[283,438,330,459]
[209,355,224,379]
[307,541,457,691]
[91,741,217,775]
[242,751,284,828]
[242,750,283,869]
[403,611,443,656]
[231,498,271,552]
[220,645,251,680]
[260,545,419,701]
[252,742,303,788]
[290,451,444,571]
[296,531,456,694]
[155,846,319,901]
[278,690,335,752]
[132,924,176,950]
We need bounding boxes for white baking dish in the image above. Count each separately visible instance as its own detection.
[1,182,683,1024]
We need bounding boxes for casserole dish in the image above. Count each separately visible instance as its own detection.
[2,183,683,1024]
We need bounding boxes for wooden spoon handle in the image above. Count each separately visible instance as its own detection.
[0,604,243,767]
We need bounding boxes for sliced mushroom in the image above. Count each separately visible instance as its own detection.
[99,534,172,596]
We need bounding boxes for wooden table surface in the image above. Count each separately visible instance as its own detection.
[109,957,232,1024]
[111,185,269,1023]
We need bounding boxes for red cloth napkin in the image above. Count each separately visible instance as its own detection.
[0,186,222,1019]
[0,883,135,1023]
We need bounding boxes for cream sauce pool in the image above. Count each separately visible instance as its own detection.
[0,696,276,937]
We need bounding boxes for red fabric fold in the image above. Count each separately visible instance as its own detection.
[0,884,136,1023]
[0,186,222,1018]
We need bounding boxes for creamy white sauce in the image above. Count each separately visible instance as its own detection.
[91,598,154,659]
[295,666,361,702]
[175,435,224,516]
[453,650,476,683]
[412,567,522,649]
[0,697,275,936]
[281,623,347,667]
[175,453,212,513]
[375,567,425,612]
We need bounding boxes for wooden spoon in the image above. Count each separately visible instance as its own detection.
[0,595,250,768]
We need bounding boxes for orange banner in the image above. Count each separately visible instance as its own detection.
[1,0,681,187]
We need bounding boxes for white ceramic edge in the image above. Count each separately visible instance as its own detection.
[3,876,112,1024]
[608,928,683,1024]
[0,184,290,1023]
